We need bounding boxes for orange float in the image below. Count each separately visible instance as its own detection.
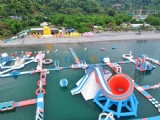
[35,88,46,95]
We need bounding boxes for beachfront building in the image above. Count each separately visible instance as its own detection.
[17,29,30,37]
[30,27,59,35]
[93,26,103,33]
[130,24,150,28]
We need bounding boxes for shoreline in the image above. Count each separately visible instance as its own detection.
[0,31,160,47]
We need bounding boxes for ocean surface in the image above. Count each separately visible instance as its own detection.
[0,40,160,120]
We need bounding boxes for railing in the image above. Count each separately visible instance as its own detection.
[35,107,44,120]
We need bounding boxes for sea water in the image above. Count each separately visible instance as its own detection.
[0,40,160,120]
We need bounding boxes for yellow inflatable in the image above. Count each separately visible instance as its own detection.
[43,26,51,35]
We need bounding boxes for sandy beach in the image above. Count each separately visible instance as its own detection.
[0,31,160,47]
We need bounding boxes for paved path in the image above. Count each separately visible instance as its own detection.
[0,31,160,47]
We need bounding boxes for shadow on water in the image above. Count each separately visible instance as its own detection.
[13,76,19,79]
[0,108,16,114]
[78,42,84,47]
[60,86,68,92]
[134,70,152,82]
[136,40,148,44]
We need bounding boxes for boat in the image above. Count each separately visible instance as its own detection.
[122,51,133,59]
[42,59,53,65]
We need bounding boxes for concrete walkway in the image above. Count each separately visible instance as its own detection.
[1,31,160,47]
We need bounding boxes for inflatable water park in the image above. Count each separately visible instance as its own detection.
[1,48,160,120]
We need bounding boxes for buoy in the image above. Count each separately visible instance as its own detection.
[152,98,155,101]
[47,51,50,54]
[152,101,155,104]
[112,46,116,49]
[155,101,159,104]
[155,104,159,108]
[155,85,159,88]
[55,49,58,52]
[101,48,105,51]
[1,52,8,57]
[60,78,68,87]
[84,48,88,51]
[11,53,16,57]
[47,70,50,74]
[26,51,32,57]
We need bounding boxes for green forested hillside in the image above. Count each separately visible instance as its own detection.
[0,0,159,16]
[0,0,160,39]
[99,0,160,10]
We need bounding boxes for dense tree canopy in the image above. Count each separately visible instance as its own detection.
[0,0,159,39]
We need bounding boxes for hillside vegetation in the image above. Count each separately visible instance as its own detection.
[0,0,160,39]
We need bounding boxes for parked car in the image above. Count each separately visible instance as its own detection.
[4,36,17,43]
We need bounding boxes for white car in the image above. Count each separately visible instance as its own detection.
[5,36,17,43]
[11,36,18,40]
